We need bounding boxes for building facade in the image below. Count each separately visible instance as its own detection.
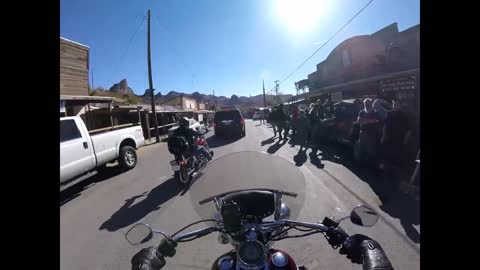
[60,37,114,118]
[60,37,90,96]
[301,23,419,91]
[160,95,198,110]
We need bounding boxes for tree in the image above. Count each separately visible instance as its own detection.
[125,95,140,105]
[230,94,239,104]
[209,105,216,111]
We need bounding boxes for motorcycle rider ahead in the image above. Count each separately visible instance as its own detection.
[131,234,394,270]
[172,117,212,162]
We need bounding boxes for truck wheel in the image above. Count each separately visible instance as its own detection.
[119,146,137,170]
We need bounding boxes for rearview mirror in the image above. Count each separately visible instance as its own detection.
[350,205,378,227]
[125,223,153,245]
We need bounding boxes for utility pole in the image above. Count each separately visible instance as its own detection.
[263,80,267,108]
[213,90,217,111]
[147,9,160,143]
[274,80,280,104]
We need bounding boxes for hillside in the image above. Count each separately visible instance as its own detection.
[90,79,293,107]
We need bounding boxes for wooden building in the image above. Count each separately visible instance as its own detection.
[60,37,89,96]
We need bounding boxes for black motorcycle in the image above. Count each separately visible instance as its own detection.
[127,151,390,269]
[168,135,213,187]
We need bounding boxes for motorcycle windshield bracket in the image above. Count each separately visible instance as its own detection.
[274,193,282,220]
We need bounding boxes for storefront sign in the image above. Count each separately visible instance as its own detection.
[380,75,418,114]
[380,76,416,92]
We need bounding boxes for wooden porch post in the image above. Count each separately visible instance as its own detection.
[145,111,151,141]
[109,103,114,130]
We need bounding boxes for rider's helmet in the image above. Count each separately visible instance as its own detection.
[179,117,189,127]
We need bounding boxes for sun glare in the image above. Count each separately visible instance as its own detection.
[276,0,333,34]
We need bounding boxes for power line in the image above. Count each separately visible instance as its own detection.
[151,13,198,91]
[112,16,147,84]
[278,0,376,85]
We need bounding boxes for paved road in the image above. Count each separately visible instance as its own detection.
[60,120,419,270]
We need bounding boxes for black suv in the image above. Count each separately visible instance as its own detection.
[214,109,246,138]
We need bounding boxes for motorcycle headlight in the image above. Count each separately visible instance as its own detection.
[237,240,266,267]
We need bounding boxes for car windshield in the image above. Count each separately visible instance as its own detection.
[190,151,306,225]
[215,111,241,121]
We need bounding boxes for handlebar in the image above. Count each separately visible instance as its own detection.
[172,226,218,242]
[261,220,330,232]
[171,219,337,243]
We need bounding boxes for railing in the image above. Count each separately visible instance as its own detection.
[149,122,176,131]
[89,122,141,135]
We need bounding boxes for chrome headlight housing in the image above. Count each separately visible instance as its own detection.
[237,240,266,268]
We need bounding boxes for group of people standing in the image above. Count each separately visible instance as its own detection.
[357,97,414,173]
[267,98,335,150]
[266,96,415,175]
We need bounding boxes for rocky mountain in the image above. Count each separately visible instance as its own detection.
[145,91,293,107]
[105,79,293,107]
[109,79,134,95]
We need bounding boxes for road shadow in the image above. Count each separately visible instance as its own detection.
[261,136,276,146]
[206,135,238,148]
[293,149,308,166]
[60,165,127,206]
[99,177,183,232]
[267,139,287,154]
[380,191,420,243]
[312,141,420,243]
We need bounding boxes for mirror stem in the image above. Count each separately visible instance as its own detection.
[153,230,169,238]
[337,216,350,223]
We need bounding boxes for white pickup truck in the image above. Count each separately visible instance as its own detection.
[60,116,145,191]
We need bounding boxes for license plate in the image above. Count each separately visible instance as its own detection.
[170,161,180,171]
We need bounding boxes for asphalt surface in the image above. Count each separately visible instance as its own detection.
[60,119,420,270]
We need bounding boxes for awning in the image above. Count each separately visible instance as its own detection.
[60,95,116,105]
[295,68,419,100]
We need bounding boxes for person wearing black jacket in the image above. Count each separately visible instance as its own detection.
[172,117,211,161]
[276,104,288,140]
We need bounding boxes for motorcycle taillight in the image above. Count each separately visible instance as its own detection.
[177,160,187,165]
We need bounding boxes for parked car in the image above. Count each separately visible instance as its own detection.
[168,118,207,137]
[253,110,265,120]
[214,108,246,138]
[60,116,145,191]
[319,99,364,146]
[320,98,392,146]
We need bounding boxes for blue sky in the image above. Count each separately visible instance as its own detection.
[60,0,419,97]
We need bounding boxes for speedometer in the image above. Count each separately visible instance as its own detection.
[237,240,266,267]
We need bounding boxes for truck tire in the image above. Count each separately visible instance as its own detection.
[119,146,137,170]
